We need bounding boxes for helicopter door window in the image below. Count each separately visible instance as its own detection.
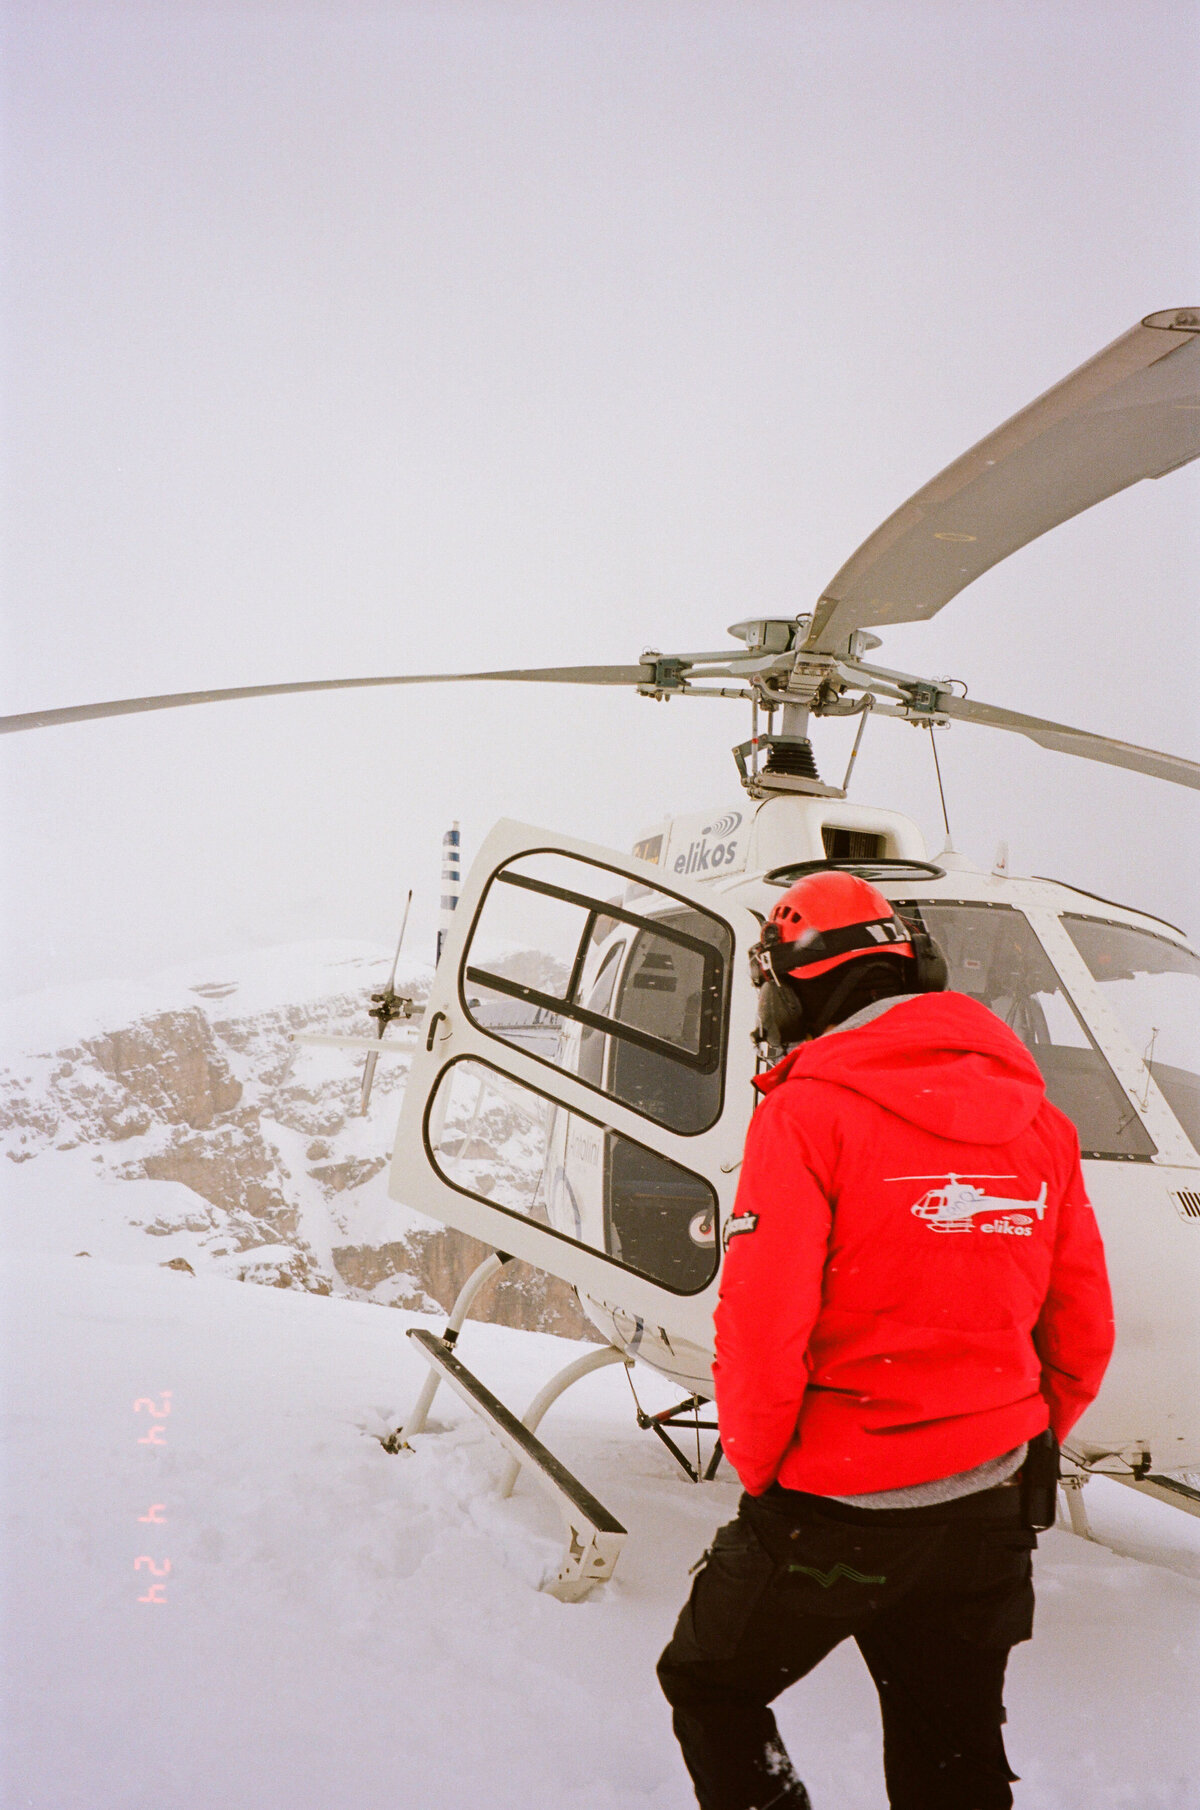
[425,1057,720,1295]
[426,1057,552,1220]
[898,902,1155,1160]
[577,943,625,1088]
[461,851,731,1135]
[1062,916,1200,1152]
[608,912,725,1131]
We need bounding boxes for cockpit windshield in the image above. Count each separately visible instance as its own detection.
[1062,917,1200,1153]
[897,902,1155,1159]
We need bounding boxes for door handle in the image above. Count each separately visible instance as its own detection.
[425,1009,451,1052]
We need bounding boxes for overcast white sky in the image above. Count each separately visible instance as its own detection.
[2,0,1198,1000]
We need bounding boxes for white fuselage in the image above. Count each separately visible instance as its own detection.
[574,795,1200,1473]
[393,794,1200,1478]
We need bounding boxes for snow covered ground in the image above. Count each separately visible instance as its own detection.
[1,946,1199,1808]
[1,1245,1198,1810]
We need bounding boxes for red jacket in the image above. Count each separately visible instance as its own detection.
[714,992,1114,1497]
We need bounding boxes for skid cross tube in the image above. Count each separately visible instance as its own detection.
[497,1345,632,1499]
[406,1329,627,1601]
[631,1388,724,1483]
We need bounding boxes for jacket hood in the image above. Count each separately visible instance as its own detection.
[754,991,1047,1144]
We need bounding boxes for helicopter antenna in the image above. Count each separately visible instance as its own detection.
[361,888,414,1115]
[437,823,461,965]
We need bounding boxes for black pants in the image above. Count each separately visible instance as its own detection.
[657,1482,1036,1810]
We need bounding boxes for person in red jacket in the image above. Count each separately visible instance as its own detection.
[658,871,1114,1810]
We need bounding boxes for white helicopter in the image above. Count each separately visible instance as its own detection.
[5,307,1200,1598]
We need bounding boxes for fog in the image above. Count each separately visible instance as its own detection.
[2,1,1197,998]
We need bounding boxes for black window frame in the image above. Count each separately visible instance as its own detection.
[423,1053,721,1296]
[458,849,734,1135]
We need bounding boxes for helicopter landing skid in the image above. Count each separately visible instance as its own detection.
[1105,1470,1200,1519]
[1057,1461,1200,1543]
[404,1328,628,1601]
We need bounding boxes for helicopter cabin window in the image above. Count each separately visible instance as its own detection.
[1062,916,1200,1153]
[606,913,725,1131]
[461,851,731,1135]
[425,1057,719,1294]
[897,902,1155,1160]
[578,944,624,1087]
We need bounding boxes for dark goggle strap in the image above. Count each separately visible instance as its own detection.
[760,914,913,981]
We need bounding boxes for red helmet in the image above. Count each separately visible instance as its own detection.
[760,870,915,983]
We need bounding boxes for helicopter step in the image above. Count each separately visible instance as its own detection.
[404,1328,628,1601]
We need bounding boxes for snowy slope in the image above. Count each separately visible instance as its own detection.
[2,947,1199,1807]
[2,1248,1199,1810]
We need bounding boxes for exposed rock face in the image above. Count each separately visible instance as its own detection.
[329,1228,598,1340]
[0,959,596,1339]
[84,1011,244,1129]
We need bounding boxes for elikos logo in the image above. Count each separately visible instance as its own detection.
[673,810,745,877]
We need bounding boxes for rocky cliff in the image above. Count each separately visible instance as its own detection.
[0,945,596,1340]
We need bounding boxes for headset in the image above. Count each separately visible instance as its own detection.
[749,910,948,1055]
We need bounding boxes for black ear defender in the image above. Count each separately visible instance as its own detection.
[903,918,949,993]
[752,914,946,995]
[753,977,808,1059]
[748,912,947,1061]
[748,922,808,1058]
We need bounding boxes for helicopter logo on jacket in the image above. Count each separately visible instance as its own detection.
[892,1173,1050,1235]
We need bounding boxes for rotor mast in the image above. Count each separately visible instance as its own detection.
[722,618,865,800]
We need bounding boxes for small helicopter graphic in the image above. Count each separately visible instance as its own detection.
[906,1175,1050,1233]
[5,308,1200,1594]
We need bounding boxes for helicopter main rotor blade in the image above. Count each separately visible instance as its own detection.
[0,664,654,735]
[806,307,1200,654]
[923,691,1200,791]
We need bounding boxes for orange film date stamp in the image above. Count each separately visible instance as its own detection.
[133,1392,172,1603]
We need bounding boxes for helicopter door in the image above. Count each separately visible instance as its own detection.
[389,819,761,1351]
